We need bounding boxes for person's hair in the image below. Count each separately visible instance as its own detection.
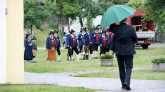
[120,18,127,23]
[25,34,30,39]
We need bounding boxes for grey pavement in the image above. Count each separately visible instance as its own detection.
[25,72,165,92]
[150,43,165,47]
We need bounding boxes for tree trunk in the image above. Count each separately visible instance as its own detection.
[67,18,70,31]
[79,17,83,28]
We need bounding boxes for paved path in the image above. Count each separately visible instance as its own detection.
[25,72,165,92]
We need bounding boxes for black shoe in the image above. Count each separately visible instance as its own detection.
[123,84,131,90]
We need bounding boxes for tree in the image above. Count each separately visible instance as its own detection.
[127,0,143,8]
[144,0,165,32]
[24,0,56,31]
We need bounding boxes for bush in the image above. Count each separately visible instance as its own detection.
[100,54,113,59]
[152,56,165,64]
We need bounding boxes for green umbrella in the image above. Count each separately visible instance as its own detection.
[101,5,135,28]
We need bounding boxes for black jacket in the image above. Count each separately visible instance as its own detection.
[110,23,137,55]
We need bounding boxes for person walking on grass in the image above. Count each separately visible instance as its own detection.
[24,34,33,64]
[109,18,137,90]
[67,29,80,61]
[54,31,61,62]
[91,27,101,58]
[46,31,57,62]
[31,37,37,63]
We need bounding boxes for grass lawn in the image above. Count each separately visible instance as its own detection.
[25,49,113,73]
[25,47,165,80]
[0,85,94,92]
[75,70,165,80]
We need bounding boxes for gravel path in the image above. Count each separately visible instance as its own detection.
[25,72,165,92]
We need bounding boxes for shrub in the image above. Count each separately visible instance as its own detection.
[152,56,165,64]
[100,54,114,59]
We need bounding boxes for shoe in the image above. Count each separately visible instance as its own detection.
[123,84,131,90]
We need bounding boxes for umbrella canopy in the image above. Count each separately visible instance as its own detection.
[101,5,135,27]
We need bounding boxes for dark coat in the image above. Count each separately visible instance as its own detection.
[55,36,61,48]
[66,34,77,47]
[109,23,137,55]
[24,39,33,60]
[99,33,110,47]
[46,36,56,50]
[83,32,90,46]
[91,32,101,43]
[78,34,84,47]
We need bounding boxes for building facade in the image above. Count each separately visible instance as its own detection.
[0,0,24,84]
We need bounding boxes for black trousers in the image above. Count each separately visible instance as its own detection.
[116,55,133,87]
[68,46,79,57]
[89,44,93,54]
[93,43,98,51]
[100,46,109,55]
[79,46,83,53]
[56,47,60,55]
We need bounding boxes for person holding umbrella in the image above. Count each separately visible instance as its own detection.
[101,5,136,90]
[110,18,137,90]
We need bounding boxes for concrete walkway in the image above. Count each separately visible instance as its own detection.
[25,72,165,92]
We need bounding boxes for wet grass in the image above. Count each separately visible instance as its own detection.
[0,85,94,92]
[25,47,165,73]
[75,70,165,80]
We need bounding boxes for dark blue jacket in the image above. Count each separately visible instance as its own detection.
[83,32,90,46]
[99,33,110,47]
[55,36,61,48]
[66,34,77,47]
[24,39,33,60]
[91,32,101,43]
[46,36,56,50]
[110,23,137,55]
[78,34,84,47]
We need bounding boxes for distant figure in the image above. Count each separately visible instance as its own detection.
[109,18,137,90]
[88,31,94,60]
[31,37,37,63]
[24,34,33,63]
[78,29,84,59]
[62,32,67,48]
[46,31,57,62]
[99,30,110,55]
[91,28,101,58]
[66,29,80,61]
[54,31,61,62]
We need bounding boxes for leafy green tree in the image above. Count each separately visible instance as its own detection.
[127,0,143,8]
[24,0,55,30]
[144,0,165,32]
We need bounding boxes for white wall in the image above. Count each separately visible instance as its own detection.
[0,0,7,84]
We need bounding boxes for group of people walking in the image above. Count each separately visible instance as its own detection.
[65,27,114,61]
[44,25,114,62]
[24,18,137,90]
